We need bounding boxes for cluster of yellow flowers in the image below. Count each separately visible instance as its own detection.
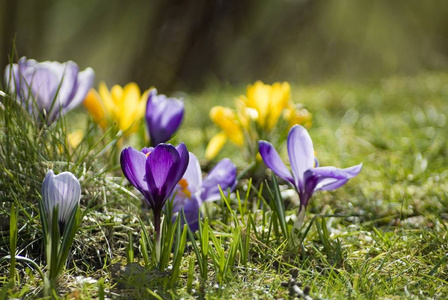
[84,82,149,134]
[205,81,312,160]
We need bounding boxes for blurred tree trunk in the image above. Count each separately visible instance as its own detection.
[129,0,254,93]
[1,0,53,78]
[0,0,18,75]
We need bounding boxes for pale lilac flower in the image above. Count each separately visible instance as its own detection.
[170,152,237,231]
[4,57,94,124]
[259,125,362,213]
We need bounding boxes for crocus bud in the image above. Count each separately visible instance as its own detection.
[145,89,184,146]
[42,170,81,234]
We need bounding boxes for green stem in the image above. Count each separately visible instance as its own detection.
[153,209,161,265]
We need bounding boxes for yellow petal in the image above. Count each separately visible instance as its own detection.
[98,82,116,118]
[267,82,290,129]
[84,89,108,128]
[110,85,124,106]
[210,106,244,146]
[118,82,142,132]
[245,81,271,128]
[205,132,227,160]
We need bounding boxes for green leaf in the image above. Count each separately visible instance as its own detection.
[9,203,18,282]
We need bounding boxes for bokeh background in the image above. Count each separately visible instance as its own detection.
[2,0,448,93]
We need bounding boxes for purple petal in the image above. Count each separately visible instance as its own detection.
[144,144,188,210]
[172,195,201,231]
[62,66,95,114]
[141,147,154,155]
[146,89,184,145]
[287,125,315,192]
[201,158,237,202]
[42,170,81,225]
[311,163,362,191]
[46,61,80,121]
[120,147,150,200]
[174,143,190,184]
[145,144,179,193]
[301,170,319,208]
[26,67,59,113]
[181,152,202,194]
[259,140,294,186]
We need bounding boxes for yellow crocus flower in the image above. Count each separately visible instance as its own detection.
[84,82,149,134]
[206,81,311,161]
[242,81,290,130]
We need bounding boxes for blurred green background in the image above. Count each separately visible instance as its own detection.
[2,0,448,92]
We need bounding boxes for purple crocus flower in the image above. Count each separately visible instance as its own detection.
[259,125,362,214]
[145,89,184,146]
[120,143,189,236]
[4,57,94,125]
[42,170,81,234]
[170,152,237,231]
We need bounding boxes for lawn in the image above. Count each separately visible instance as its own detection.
[1,72,448,299]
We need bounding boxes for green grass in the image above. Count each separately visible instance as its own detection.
[1,72,448,299]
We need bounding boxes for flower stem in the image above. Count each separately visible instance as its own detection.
[153,209,161,264]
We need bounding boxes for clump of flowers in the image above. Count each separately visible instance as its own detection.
[84,85,184,148]
[120,143,189,263]
[84,81,149,134]
[205,81,312,162]
[4,57,94,125]
[120,143,189,237]
[259,125,362,226]
[170,152,237,231]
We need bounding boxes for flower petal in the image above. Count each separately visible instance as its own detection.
[205,132,227,160]
[311,163,362,191]
[175,143,190,181]
[267,82,290,130]
[181,152,202,194]
[118,82,142,131]
[145,144,189,210]
[84,89,107,128]
[98,81,116,117]
[141,147,154,155]
[259,140,294,185]
[62,66,95,114]
[120,147,150,199]
[201,158,237,202]
[301,170,319,208]
[26,67,59,113]
[287,125,314,192]
[172,195,201,232]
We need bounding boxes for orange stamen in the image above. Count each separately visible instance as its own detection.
[178,178,192,198]
[179,178,188,189]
